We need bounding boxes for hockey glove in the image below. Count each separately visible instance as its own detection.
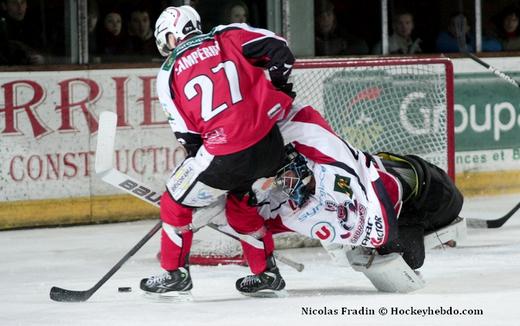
[276,82,296,99]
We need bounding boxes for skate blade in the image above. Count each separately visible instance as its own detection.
[240,289,288,298]
[142,290,193,302]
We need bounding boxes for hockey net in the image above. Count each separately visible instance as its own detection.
[190,57,454,265]
[292,57,454,177]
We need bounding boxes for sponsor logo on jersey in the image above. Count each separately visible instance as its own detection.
[337,201,356,231]
[370,215,385,246]
[310,222,335,243]
[333,174,353,197]
[361,220,373,246]
[298,204,321,222]
[297,171,326,222]
[203,127,227,145]
[324,200,337,211]
[348,200,367,243]
[350,202,367,244]
[350,215,365,243]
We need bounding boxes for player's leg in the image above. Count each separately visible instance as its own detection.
[226,193,286,296]
[406,154,464,232]
[140,145,225,296]
[375,153,464,269]
[140,126,285,296]
[140,192,195,296]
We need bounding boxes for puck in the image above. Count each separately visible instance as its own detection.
[118,287,132,293]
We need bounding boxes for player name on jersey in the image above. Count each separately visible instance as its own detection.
[175,41,221,76]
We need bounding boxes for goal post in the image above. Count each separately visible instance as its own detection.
[291,57,455,179]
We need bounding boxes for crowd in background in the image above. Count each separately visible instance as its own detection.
[315,0,520,56]
[1,0,520,66]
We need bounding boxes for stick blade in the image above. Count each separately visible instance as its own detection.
[466,202,520,229]
[49,286,93,302]
[465,218,489,229]
[95,111,118,174]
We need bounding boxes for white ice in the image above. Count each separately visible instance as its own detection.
[1,194,520,326]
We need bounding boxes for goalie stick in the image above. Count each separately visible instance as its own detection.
[49,111,304,302]
[465,201,520,229]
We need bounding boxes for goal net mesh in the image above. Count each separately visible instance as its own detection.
[292,58,452,173]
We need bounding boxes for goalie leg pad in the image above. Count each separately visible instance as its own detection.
[322,242,352,267]
[347,247,425,293]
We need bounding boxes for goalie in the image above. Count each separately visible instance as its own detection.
[226,103,464,296]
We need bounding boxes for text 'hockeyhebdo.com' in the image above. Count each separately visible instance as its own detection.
[300,306,484,318]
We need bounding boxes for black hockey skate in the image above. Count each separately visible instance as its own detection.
[236,256,286,298]
[140,267,193,300]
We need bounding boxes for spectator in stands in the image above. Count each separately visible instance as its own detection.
[373,10,422,54]
[436,12,502,53]
[127,6,159,60]
[88,0,101,63]
[497,5,520,51]
[314,0,368,56]
[98,7,129,61]
[223,1,248,24]
[0,0,45,64]
[436,12,475,53]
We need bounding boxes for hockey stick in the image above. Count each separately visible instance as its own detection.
[49,112,162,302]
[465,201,520,228]
[49,112,303,302]
[49,221,162,302]
[453,14,520,89]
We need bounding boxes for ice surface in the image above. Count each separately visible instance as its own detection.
[1,194,520,326]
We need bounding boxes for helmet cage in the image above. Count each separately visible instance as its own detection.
[275,148,313,207]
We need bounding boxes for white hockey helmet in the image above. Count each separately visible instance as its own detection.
[154,5,202,57]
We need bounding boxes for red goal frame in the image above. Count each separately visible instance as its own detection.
[293,57,455,180]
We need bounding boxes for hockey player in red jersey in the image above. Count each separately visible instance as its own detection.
[140,5,295,296]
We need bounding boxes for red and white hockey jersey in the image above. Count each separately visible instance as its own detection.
[156,23,294,156]
[258,104,401,248]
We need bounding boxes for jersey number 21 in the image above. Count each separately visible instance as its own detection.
[184,60,243,121]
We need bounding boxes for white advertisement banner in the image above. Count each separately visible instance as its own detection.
[0,68,176,202]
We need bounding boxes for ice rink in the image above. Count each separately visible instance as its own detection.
[1,193,520,326]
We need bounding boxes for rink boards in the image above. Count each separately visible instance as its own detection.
[1,58,520,228]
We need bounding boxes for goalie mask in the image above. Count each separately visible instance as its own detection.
[154,6,202,57]
[275,145,314,208]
